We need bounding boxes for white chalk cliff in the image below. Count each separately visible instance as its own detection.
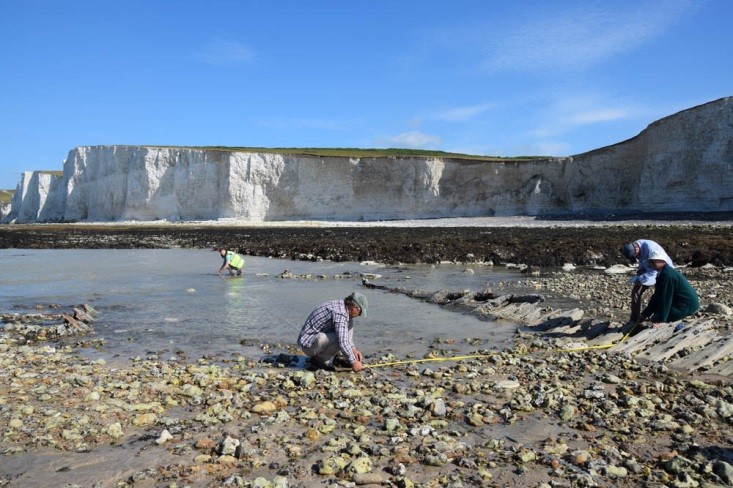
[3,97,732,224]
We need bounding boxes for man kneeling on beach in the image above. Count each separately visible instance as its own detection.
[640,251,700,329]
[297,292,368,372]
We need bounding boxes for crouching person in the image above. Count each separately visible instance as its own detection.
[297,292,368,372]
[641,251,700,328]
[217,248,245,276]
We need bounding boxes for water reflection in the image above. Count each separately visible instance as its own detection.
[0,249,520,362]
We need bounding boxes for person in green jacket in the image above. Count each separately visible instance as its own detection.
[217,248,245,276]
[641,251,699,328]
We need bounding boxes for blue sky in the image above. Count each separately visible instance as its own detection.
[1,0,731,189]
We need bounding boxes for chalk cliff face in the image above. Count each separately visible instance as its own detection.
[61,150,586,221]
[4,171,65,224]
[568,97,733,213]
[2,97,732,223]
[0,203,9,221]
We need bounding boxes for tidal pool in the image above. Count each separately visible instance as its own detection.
[0,249,521,363]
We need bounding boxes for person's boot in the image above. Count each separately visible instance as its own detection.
[306,358,335,371]
[332,355,352,368]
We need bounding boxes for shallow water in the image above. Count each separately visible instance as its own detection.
[0,249,521,363]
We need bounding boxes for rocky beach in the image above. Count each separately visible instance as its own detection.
[1,220,732,487]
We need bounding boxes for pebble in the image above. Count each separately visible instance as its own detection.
[1,266,732,486]
[353,472,384,485]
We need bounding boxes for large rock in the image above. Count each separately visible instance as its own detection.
[3,97,732,223]
[4,171,65,223]
[60,147,582,222]
[568,96,733,213]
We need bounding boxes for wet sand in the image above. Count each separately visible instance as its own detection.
[1,219,732,487]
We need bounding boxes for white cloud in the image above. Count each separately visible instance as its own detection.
[194,40,255,66]
[433,103,496,122]
[529,95,640,138]
[482,0,696,73]
[377,131,442,149]
[567,108,632,125]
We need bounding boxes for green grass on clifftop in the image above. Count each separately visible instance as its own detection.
[152,146,546,161]
[0,190,14,204]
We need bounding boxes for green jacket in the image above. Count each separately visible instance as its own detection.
[642,264,699,323]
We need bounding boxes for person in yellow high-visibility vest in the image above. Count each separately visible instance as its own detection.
[217,248,245,276]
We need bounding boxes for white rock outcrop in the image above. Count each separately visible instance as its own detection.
[3,171,65,223]
[2,97,732,223]
[0,201,10,221]
[568,96,733,213]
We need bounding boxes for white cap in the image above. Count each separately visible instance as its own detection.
[648,251,667,261]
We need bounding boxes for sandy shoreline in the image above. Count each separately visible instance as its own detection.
[1,220,732,486]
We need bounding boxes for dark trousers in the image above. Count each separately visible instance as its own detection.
[630,283,650,322]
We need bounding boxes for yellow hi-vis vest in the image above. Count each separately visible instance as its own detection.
[227,251,245,269]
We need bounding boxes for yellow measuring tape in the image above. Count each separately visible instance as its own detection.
[362,322,641,368]
[557,320,640,353]
[363,353,494,369]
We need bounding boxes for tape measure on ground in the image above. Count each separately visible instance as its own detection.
[362,322,640,368]
[556,321,640,353]
[363,353,494,369]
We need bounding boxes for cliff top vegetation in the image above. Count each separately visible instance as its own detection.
[150,146,545,161]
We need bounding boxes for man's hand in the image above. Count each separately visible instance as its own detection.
[352,348,363,362]
[351,359,363,372]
